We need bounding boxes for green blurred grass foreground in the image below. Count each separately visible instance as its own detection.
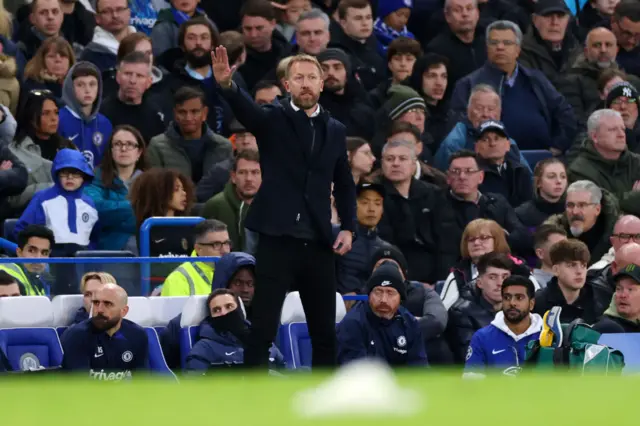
[1,371,637,426]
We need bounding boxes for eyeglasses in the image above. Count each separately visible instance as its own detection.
[59,170,83,179]
[98,7,129,16]
[612,233,640,243]
[566,202,596,210]
[611,98,637,106]
[29,89,53,97]
[467,235,494,243]
[448,168,481,176]
[197,240,232,250]
[113,141,140,151]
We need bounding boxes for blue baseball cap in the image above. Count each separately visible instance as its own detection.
[477,120,510,140]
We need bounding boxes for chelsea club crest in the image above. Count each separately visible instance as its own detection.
[93,132,104,147]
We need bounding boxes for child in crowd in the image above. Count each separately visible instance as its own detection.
[15,148,99,257]
[59,61,113,169]
[373,0,415,55]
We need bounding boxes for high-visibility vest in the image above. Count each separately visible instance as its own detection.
[0,264,45,296]
[161,261,214,296]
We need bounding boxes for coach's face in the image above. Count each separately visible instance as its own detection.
[285,61,323,110]
[91,286,128,331]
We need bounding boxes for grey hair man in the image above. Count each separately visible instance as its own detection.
[450,19,577,156]
[295,9,331,56]
[569,109,640,218]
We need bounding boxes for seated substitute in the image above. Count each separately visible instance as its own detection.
[61,283,149,380]
[185,289,283,371]
[336,262,428,367]
[464,275,542,377]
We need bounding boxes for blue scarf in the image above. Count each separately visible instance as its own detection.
[171,6,205,26]
[373,18,415,56]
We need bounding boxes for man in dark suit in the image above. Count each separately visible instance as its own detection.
[212,46,356,369]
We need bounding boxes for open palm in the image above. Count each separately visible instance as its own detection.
[211,46,237,88]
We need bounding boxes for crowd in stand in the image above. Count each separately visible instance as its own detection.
[1,0,640,376]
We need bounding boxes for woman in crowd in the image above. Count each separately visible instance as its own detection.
[440,219,540,310]
[185,289,283,371]
[22,37,75,100]
[347,137,375,184]
[0,50,20,116]
[72,271,117,324]
[8,90,75,214]
[515,158,568,229]
[85,125,147,253]
[129,168,194,280]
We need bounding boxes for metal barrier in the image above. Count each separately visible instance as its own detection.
[139,216,205,295]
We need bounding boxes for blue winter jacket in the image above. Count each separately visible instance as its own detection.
[450,62,577,153]
[185,320,284,370]
[15,149,99,252]
[336,302,428,367]
[464,311,542,377]
[211,252,256,291]
[434,120,532,172]
[333,223,386,294]
[84,167,139,250]
[59,62,113,168]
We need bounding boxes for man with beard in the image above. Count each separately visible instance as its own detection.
[212,48,356,369]
[318,48,375,140]
[167,17,233,136]
[80,0,136,71]
[202,150,262,252]
[100,51,166,144]
[569,109,640,217]
[336,262,428,366]
[464,275,542,377]
[562,28,621,127]
[61,283,149,380]
[544,180,619,267]
[610,2,640,78]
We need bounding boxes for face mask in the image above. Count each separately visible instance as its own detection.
[208,308,249,344]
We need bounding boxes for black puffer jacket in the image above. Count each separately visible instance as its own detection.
[519,26,580,89]
[586,264,615,308]
[329,25,386,91]
[441,191,533,258]
[238,30,292,91]
[477,156,534,208]
[515,194,566,229]
[446,289,497,363]
[377,178,458,283]
[532,277,609,325]
[334,224,386,294]
[319,78,376,141]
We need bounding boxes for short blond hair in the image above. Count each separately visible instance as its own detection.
[285,54,323,79]
[80,271,117,293]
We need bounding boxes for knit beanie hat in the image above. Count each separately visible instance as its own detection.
[378,0,413,20]
[317,48,352,74]
[385,85,426,121]
[370,244,409,278]
[606,81,640,108]
[366,261,407,300]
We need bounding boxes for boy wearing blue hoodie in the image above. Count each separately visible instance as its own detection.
[15,149,99,257]
[373,0,415,55]
[59,62,113,168]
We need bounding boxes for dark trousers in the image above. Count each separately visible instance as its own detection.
[244,234,337,369]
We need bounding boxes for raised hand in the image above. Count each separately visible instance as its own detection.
[211,46,237,89]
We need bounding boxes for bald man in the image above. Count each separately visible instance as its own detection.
[591,215,640,269]
[589,238,640,307]
[561,27,622,126]
[61,284,149,380]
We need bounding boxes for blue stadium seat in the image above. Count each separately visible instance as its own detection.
[278,292,346,369]
[121,297,176,378]
[521,150,553,170]
[0,297,63,371]
[52,294,84,337]
[599,333,640,374]
[179,295,208,369]
[3,219,18,243]
[74,251,140,296]
[149,296,189,334]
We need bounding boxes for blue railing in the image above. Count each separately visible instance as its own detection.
[139,216,205,295]
[0,238,17,255]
